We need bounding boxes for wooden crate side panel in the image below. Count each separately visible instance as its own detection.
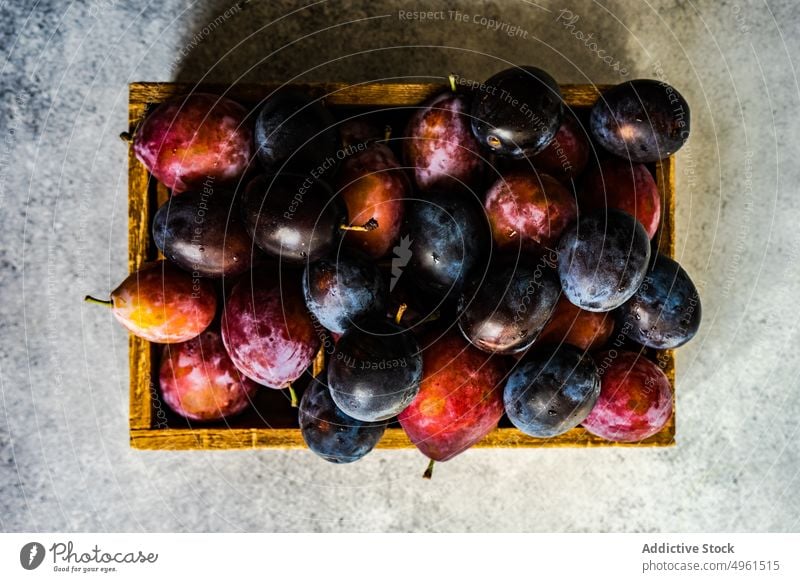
[654,155,677,444]
[128,82,611,109]
[130,426,674,451]
[127,95,153,431]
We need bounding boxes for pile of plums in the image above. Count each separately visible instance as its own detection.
[89,67,701,474]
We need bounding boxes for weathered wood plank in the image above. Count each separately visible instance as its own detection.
[128,82,612,109]
[130,425,674,450]
[127,93,153,431]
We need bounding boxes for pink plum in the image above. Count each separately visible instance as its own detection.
[529,114,590,180]
[221,271,320,389]
[102,260,216,344]
[159,328,258,421]
[581,158,661,238]
[337,141,407,259]
[582,350,673,442]
[404,91,484,192]
[484,170,577,251]
[398,331,506,463]
[537,296,615,351]
[133,93,253,193]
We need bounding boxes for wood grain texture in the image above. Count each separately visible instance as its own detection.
[130,425,673,450]
[653,155,677,445]
[128,82,676,450]
[128,82,611,109]
[127,91,153,431]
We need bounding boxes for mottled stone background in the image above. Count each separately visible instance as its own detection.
[1,0,798,532]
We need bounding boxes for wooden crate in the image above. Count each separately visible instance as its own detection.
[127,82,676,450]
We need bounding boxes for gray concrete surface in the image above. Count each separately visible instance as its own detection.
[1,0,798,532]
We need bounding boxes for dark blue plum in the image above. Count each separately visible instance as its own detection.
[240,173,346,264]
[254,89,340,175]
[328,317,423,422]
[458,262,560,354]
[557,209,651,312]
[386,276,445,334]
[153,189,253,277]
[590,79,690,163]
[401,190,490,302]
[471,66,563,159]
[618,254,701,349]
[303,253,386,334]
[504,345,600,437]
[299,378,386,463]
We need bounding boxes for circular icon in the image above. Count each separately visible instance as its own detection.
[20,542,45,570]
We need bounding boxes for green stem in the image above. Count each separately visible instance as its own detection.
[340,217,378,232]
[423,458,435,480]
[448,73,457,93]
[421,310,441,324]
[84,295,112,307]
[287,384,299,408]
[394,303,407,325]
